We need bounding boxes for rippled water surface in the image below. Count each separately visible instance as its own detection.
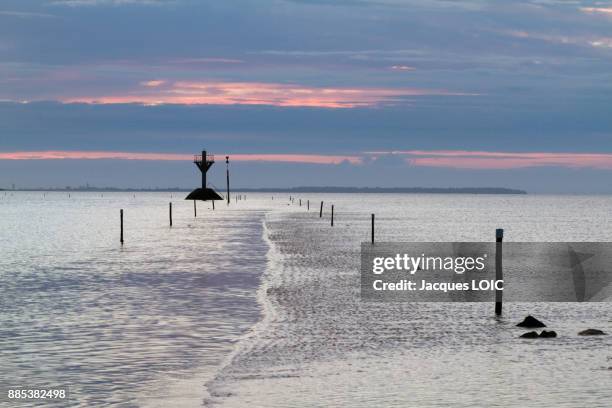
[0,192,270,407]
[2,193,612,407]
[207,194,612,407]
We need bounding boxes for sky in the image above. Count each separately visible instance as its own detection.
[1,0,612,192]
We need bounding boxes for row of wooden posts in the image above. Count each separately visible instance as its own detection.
[287,195,504,315]
[168,196,250,226]
[120,196,504,315]
[120,194,240,243]
[288,196,374,244]
[119,195,340,243]
[288,196,377,245]
[298,198,373,241]
[290,196,336,227]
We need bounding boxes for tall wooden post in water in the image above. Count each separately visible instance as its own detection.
[120,209,124,245]
[495,228,504,315]
[371,214,375,244]
[226,156,230,205]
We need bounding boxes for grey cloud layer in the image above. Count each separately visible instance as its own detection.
[1,0,612,191]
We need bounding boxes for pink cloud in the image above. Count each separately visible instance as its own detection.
[580,7,612,15]
[368,150,612,169]
[0,151,362,164]
[61,80,471,108]
[230,154,361,164]
[6,149,610,170]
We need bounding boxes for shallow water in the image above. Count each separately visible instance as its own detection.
[1,193,611,407]
[207,194,612,407]
[0,192,270,407]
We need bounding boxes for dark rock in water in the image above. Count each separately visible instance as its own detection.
[517,315,546,328]
[578,329,606,336]
[520,330,557,339]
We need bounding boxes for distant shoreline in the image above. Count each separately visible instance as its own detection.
[8,186,527,194]
[233,187,527,194]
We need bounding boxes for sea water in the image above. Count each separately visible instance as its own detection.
[1,193,611,407]
[0,192,269,407]
[207,193,612,407]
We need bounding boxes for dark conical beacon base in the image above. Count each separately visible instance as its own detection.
[185,188,224,201]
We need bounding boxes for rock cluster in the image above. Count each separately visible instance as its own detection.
[516,316,607,339]
[520,330,557,338]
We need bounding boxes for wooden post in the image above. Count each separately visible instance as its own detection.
[299,199,301,207]
[307,200,309,211]
[226,156,230,205]
[194,200,197,217]
[319,201,323,218]
[371,214,375,244]
[212,200,215,210]
[169,202,173,227]
[120,209,124,245]
[331,205,334,226]
[495,228,504,315]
